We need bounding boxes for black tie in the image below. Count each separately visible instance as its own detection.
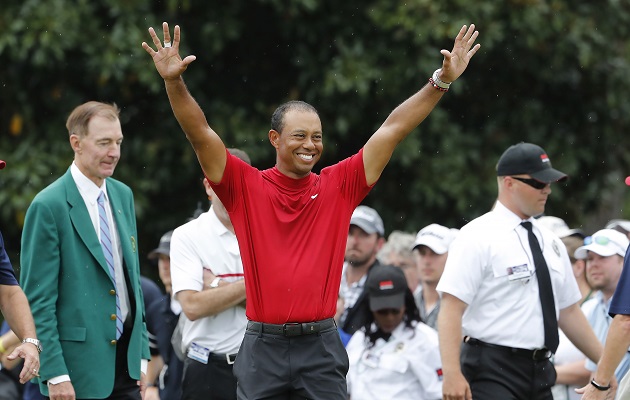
[521,221,559,353]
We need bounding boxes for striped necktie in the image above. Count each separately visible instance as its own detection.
[98,191,123,340]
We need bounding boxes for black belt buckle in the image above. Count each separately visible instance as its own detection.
[532,348,550,361]
[283,322,302,337]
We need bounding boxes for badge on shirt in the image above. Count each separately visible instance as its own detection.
[507,264,532,282]
[187,342,210,364]
[552,240,561,257]
[436,368,443,381]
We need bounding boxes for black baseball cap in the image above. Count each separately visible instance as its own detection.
[366,264,408,311]
[148,230,173,260]
[496,142,568,184]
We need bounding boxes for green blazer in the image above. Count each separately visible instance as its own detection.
[20,169,150,398]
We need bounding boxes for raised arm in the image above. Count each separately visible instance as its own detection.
[142,22,227,183]
[363,24,480,185]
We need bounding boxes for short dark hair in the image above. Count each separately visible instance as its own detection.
[270,100,319,133]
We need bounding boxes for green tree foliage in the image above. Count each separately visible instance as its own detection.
[1,0,630,271]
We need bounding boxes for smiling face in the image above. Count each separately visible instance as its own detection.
[70,115,123,187]
[586,252,624,298]
[269,109,323,179]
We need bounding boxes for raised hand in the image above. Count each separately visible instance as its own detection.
[142,22,197,81]
[439,24,481,83]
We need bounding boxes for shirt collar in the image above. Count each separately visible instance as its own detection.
[71,162,107,203]
[493,200,537,231]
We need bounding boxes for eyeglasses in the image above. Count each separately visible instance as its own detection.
[511,176,548,190]
[375,308,403,316]
[584,236,610,246]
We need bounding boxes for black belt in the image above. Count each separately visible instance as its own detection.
[464,337,552,361]
[246,318,336,337]
[211,352,237,365]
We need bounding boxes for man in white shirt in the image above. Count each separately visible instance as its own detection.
[437,142,603,400]
[170,148,249,400]
[412,223,458,330]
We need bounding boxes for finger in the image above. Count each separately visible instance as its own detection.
[464,30,480,53]
[463,24,476,42]
[467,43,481,59]
[149,27,163,50]
[162,22,171,44]
[141,42,156,56]
[455,25,467,42]
[173,25,181,49]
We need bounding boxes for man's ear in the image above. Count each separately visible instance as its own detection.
[269,130,280,149]
[69,134,81,153]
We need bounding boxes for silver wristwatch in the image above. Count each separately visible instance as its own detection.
[22,338,42,353]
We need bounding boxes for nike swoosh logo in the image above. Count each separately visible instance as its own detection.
[311,194,318,199]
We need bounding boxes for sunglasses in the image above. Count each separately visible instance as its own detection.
[375,308,403,316]
[511,176,548,190]
[584,236,610,246]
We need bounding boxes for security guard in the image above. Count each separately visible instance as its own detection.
[437,142,603,400]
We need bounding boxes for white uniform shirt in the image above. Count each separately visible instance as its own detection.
[170,207,246,354]
[437,201,580,350]
[346,322,443,400]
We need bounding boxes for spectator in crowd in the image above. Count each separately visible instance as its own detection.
[412,223,458,330]
[605,219,630,241]
[538,216,591,303]
[577,233,630,399]
[0,160,41,398]
[20,102,150,399]
[339,205,386,337]
[170,148,250,400]
[576,230,630,387]
[437,142,603,400]
[145,230,184,400]
[378,231,420,298]
[143,21,479,399]
[346,264,442,400]
[537,216,591,400]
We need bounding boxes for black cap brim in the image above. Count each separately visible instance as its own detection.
[369,293,405,311]
[530,167,568,184]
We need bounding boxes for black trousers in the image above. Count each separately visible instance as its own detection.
[182,355,237,400]
[233,324,348,400]
[461,342,556,400]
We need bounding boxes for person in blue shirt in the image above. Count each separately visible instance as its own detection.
[0,159,41,386]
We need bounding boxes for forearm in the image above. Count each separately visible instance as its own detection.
[164,77,211,144]
[145,354,164,386]
[593,315,630,385]
[380,82,444,143]
[559,304,603,364]
[362,83,444,184]
[555,359,590,386]
[164,77,226,182]
[178,280,246,321]
[438,294,465,375]
[0,285,37,340]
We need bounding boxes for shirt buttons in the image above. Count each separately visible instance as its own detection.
[109,289,116,295]
[110,314,117,321]
[110,340,117,345]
